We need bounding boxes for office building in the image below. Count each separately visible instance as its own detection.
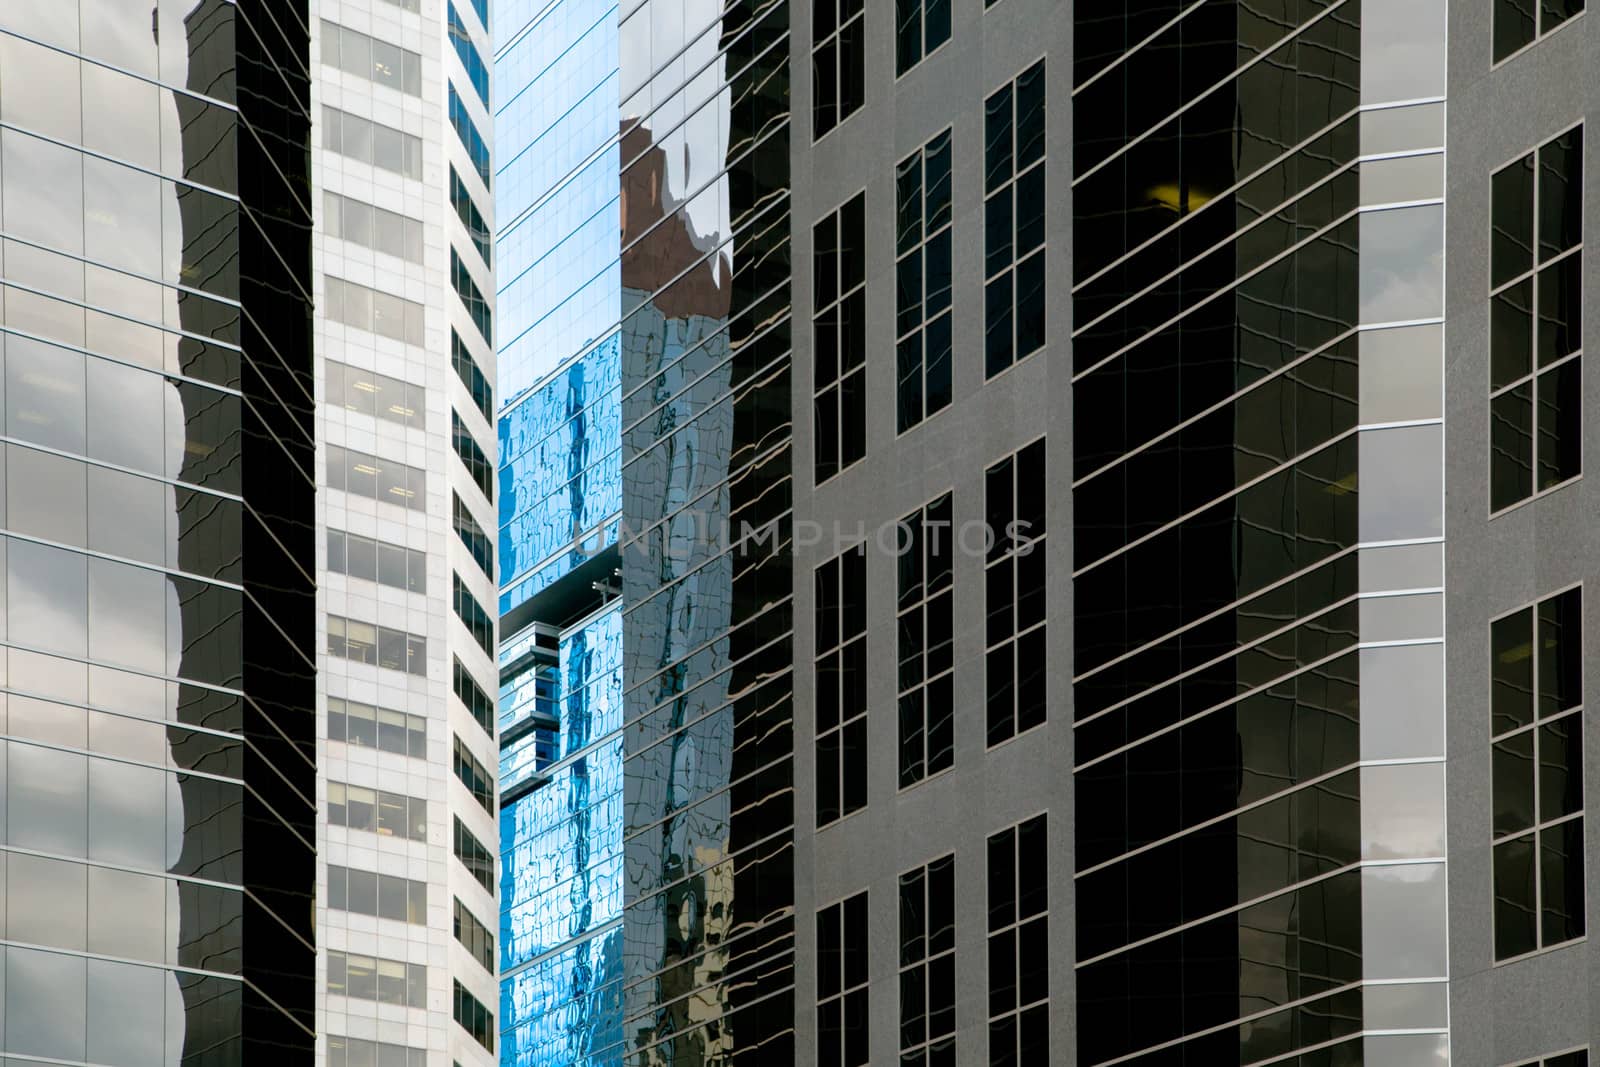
[310,0,499,1064]
[0,0,317,1061]
[474,1,1600,1067]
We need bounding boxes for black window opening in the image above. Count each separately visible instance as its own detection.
[1489,125,1582,513]
[898,492,954,787]
[988,815,1049,1065]
[984,60,1046,377]
[985,439,1046,746]
[813,0,864,139]
[818,890,870,1067]
[814,192,867,484]
[900,854,956,1066]
[1492,586,1585,961]
[896,130,954,433]
[1495,0,1584,63]
[816,543,868,827]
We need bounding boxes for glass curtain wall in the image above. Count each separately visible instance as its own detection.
[0,0,316,1061]
[1071,2,1364,1062]
[494,0,793,1063]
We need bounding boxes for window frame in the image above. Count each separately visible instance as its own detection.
[815,542,869,828]
[1487,122,1584,517]
[987,813,1050,1065]
[983,436,1048,749]
[1489,583,1587,964]
[812,0,866,140]
[895,129,955,436]
[897,490,956,790]
[817,888,871,1067]
[813,189,869,485]
[895,0,952,77]
[1491,0,1586,67]
[899,853,957,1064]
[983,57,1048,380]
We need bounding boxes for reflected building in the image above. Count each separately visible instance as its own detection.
[494,0,792,1063]
[0,0,316,1061]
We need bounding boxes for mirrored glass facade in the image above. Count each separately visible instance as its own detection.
[495,0,793,1063]
[1073,2,1374,1061]
[0,0,316,1060]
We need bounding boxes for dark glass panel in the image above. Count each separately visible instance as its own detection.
[1492,607,1534,734]
[1490,382,1534,511]
[1538,127,1582,260]
[1491,153,1534,287]
[1492,730,1535,835]
[1535,254,1580,366]
[1538,716,1582,822]
[1491,279,1533,389]
[1538,587,1583,716]
[1494,832,1538,960]
[1494,0,1538,59]
[1540,818,1586,946]
[1535,360,1581,491]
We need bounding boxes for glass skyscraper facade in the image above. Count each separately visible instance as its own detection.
[494,1,793,1063]
[0,0,317,1060]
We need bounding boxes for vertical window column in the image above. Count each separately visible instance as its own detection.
[812,0,865,139]
[900,854,956,1066]
[985,439,1046,747]
[1489,125,1582,512]
[818,890,870,1067]
[984,60,1047,377]
[814,192,867,483]
[896,131,953,432]
[1492,586,1585,960]
[898,493,954,787]
[816,543,867,826]
[988,815,1048,1066]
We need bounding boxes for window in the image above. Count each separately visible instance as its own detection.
[900,854,955,1067]
[454,656,495,737]
[328,529,426,593]
[324,191,424,263]
[1492,586,1585,961]
[896,0,950,74]
[328,1037,425,1067]
[328,696,427,758]
[453,491,495,582]
[324,275,426,346]
[812,0,864,139]
[320,21,423,95]
[984,60,1047,377]
[453,410,494,501]
[327,614,427,676]
[1511,1054,1589,1067]
[451,169,492,267]
[452,249,492,345]
[454,897,495,972]
[328,781,427,840]
[328,950,426,1008]
[453,735,494,813]
[469,0,487,26]
[327,444,427,511]
[818,891,869,1067]
[452,329,493,422]
[985,439,1046,746]
[325,359,425,428]
[450,87,491,186]
[896,131,953,432]
[453,980,495,1053]
[1490,126,1582,512]
[327,864,428,924]
[898,493,954,787]
[454,817,494,892]
[814,192,866,483]
[453,572,494,657]
[322,106,423,180]
[816,543,867,826]
[988,815,1047,1065]
[1495,0,1584,62]
[447,3,490,106]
